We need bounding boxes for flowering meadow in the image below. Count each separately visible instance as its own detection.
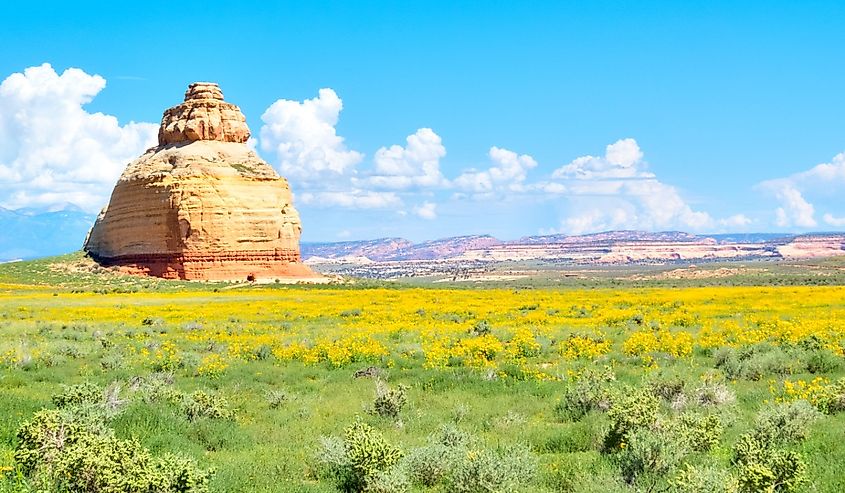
[1,283,844,492]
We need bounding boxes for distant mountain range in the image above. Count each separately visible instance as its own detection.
[0,207,95,261]
[303,231,845,264]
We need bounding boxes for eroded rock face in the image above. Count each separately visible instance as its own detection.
[158,82,251,145]
[84,83,318,281]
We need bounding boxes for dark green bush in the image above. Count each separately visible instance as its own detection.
[14,410,211,493]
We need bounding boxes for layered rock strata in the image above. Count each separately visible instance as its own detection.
[84,82,318,281]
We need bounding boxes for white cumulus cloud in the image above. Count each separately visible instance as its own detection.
[720,214,753,228]
[412,201,437,220]
[773,186,816,228]
[259,88,364,182]
[552,138,650,180]
[544,138,722,234]
[454,146,538,193]
[759,152,845,229]
[367,128,447,190]
[0,63,158,212]
[823,214,845,227]
[298,190,401,209]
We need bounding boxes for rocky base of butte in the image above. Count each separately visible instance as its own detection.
[84,82,319,281]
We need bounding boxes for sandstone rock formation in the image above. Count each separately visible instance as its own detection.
[84,82,318,281]
[777,235,845,259]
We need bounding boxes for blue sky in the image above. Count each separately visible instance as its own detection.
[1,1,844,241]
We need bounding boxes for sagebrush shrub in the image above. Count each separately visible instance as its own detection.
[689,374,736,408]
[647,374,686,403]
[404,444,455,487]
[616,425,688,485]
[754,400,819,444]
[806,349,840,374]
[266,389,292,409]
[14,410,211,493]
[447,444,536,493]
[434,423,472,449]
[554,366,615,421]
[715,344,803,381]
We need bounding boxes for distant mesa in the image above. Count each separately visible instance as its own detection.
[301,231,845,264]
[84,82,320,281]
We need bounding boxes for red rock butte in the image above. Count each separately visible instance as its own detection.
[84,82,319,281]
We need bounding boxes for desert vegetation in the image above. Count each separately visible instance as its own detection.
[1,269,844,492]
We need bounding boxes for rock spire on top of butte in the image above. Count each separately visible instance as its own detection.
[158,82,251,145]
[84,82,321,282]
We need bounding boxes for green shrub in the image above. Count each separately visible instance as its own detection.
[183,390,234,421]
[370,381,408,420]
[365,467,409,493]
[469,320,491,336]
[731,402,815,493]
[671,463,738,493]
[405,444,455,487]
[616,425,688,485]
[604,389,659,450]
[317,419,403,492]
[52,382,101,409]
[732,433,807,493]
[678,413,722,452]
[13,410,211,493]
[754,401,819,444]
[818,378,845,414]
[253,344,273,360]
[554,366,615,421]
[447,444,536,493]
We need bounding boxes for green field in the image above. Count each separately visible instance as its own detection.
[1,256,844,492]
